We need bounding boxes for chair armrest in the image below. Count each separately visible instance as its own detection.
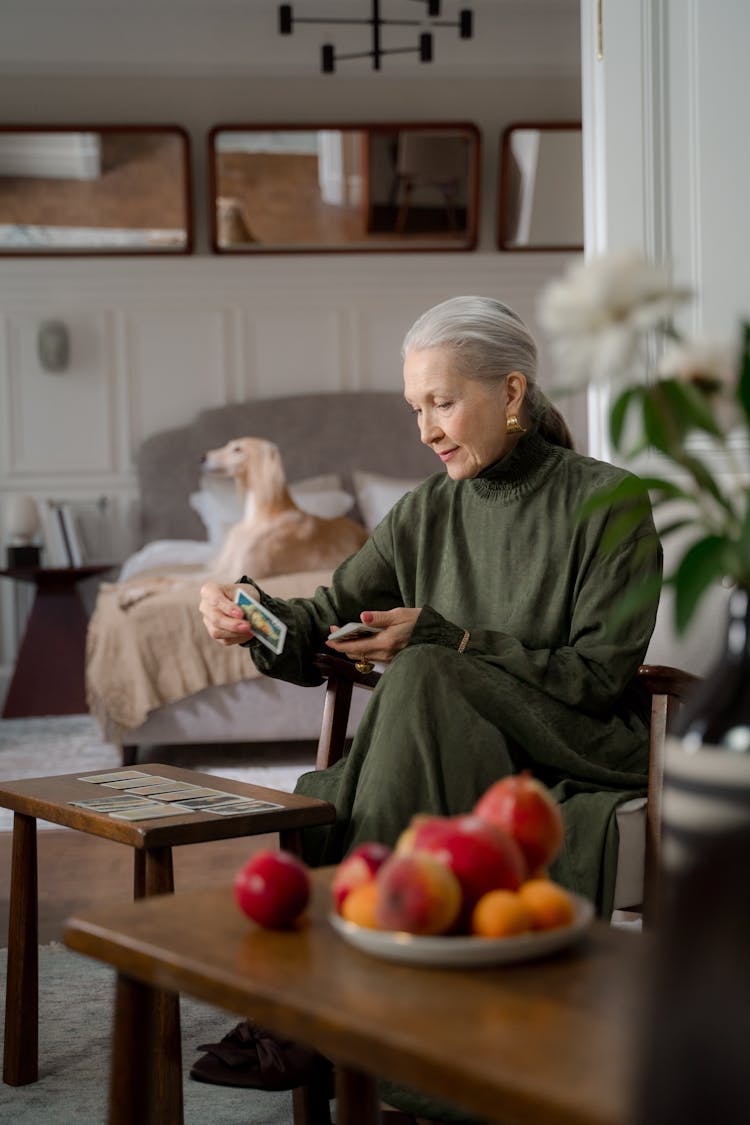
[312,653,382,770]
[637,663,701,701]
[312,652,383,691]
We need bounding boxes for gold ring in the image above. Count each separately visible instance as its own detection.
[355,657,375,675]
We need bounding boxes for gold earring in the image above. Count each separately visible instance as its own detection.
[505,414,527,434]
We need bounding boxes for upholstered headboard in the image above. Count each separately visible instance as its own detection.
[135,391,438,545]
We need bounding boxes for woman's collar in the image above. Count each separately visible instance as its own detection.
[469,430,562,499]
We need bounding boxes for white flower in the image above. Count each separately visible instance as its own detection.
[538,250,691,387]
[659,337,739,432]
[658,337,736,389]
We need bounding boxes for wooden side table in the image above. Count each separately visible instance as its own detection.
[0,763,335,1105]
[0,564,115,717]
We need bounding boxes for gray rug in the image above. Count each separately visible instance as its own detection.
[0,715,313,833]
[0,942,295,1124]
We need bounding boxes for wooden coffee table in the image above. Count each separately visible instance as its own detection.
[64,868,645,1125]
[0,762,334,1108]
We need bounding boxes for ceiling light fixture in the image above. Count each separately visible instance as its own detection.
[278,1,474,74]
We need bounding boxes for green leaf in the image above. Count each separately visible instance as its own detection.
[660,377,724,439]
[738,322,750,428]
[600,505,653,554]
[653,518,696,542]
[641,392,673,453]
[677,453,733,512]
[609,387,639,450]
[609,574,663,632]
[672,536,729,633]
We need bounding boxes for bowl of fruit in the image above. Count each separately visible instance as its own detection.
[328,772,594,967]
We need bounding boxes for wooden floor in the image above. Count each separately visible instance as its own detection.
[0,827,273,945]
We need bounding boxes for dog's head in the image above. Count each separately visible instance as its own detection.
[201,437,284,488]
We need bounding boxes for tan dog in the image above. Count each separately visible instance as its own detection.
[116,437,367,609]
[203,436,368,579]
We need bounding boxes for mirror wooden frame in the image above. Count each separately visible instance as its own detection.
[0,125,193,256]
[208,121,481,254]
[497,121,583,253]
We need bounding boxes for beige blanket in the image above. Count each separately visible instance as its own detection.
[86,569,333,740]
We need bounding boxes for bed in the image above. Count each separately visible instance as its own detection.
[86,391,437,763]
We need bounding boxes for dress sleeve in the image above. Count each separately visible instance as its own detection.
[241,530,403,686]
[410,523,663,715]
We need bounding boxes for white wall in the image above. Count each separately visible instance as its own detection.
[0,63,583,701]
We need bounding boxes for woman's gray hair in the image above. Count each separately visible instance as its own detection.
[402,295,574,449]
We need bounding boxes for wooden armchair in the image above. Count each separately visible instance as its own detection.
[311,653,700,915]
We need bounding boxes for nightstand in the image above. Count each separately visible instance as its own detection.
[0,564,116,718]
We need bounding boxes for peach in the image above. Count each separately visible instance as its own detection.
[341,881,381,929]
[471,889,534,938]
[331,841,392,914]
[518,878,575,930]
[375,852,462,935]
[409,814,527,910]
[474,771,564,872]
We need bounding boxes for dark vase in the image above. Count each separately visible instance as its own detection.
[660,587,750,880]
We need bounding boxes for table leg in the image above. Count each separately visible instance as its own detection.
[141,847,183,1123]
[335,1065,381,1125]
[108,972,185,1125]
[280,826,304,856]
[3,813,38,1085]
[292,1072,333,1125]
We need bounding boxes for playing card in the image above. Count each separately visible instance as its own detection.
[109,804,194,821]
[234,589,287,655]
[71,797,155,811]
[79,770,151,783]
[328,622,383,642]
[209,799,285,815]
[102,776,175,790]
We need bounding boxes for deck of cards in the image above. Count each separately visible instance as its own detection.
[234,588,287,654]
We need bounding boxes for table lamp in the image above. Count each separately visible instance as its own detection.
[5,493,41,567]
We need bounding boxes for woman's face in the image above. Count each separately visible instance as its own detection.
[403,346,524,479]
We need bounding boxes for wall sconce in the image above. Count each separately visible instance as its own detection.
[37,319,70,373]
[278,1,473,74]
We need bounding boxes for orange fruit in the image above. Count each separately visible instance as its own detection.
[341,880,381,929]
[518,878,575,930]
[471,889,533,938]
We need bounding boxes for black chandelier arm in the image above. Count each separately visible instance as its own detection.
[431,10,473,37]
[322,34,432,72]
[280,1,472,73]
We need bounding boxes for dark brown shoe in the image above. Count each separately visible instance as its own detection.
[190,1019,334,1093]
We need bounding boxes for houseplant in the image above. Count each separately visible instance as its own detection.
[538,252,750,868]
[538,250,750,636]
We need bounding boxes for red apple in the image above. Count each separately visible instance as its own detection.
[473,771,564,872]
[375,852,462,935]
[410,814,526,909]
[331,841,392,914]
[234,848,310,929]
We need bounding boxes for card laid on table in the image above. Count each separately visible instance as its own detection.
[234,589,287,654]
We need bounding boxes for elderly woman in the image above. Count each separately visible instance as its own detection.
[196,295,661,1112]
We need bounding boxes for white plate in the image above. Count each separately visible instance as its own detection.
[328,893,595,967]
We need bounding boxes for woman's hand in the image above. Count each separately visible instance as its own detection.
[199,581,258,646]
[325,607,421,665]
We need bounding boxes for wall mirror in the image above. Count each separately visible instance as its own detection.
[0,126,192,255]
[498,122,583,252]
[208,122,480,253]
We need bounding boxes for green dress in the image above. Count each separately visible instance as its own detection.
[246,430,661,916]
[244,431,661,1123]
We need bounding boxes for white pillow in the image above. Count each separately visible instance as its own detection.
[352,470,425,531]
[189,472,354,546]
[119,539,215,581]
